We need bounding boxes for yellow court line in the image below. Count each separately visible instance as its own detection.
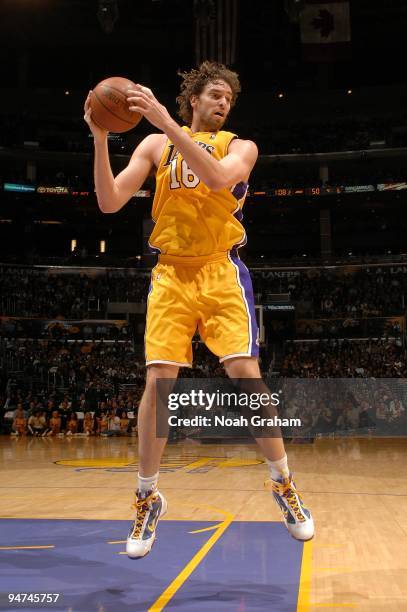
[114,519,227,549]
[297,540,313,612]
[183,457,213,470]
[188,524,221,534]
[0,545,55,550]
[148,512,234,611]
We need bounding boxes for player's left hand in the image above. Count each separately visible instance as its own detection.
[127,85,173,131]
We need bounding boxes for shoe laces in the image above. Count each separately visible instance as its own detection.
[130,490,156,538]
[265,476,307,522]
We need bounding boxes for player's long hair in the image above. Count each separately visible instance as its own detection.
[177,61,241,125]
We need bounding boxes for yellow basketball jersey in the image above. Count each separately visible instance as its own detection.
[149,127,248,257]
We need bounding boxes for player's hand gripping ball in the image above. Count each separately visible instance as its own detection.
[90,76,142,133]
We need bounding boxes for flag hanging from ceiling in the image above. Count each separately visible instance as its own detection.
[300,0,351,62]
[194,0,238,66]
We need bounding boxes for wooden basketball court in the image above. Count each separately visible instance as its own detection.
[1,436,406,611]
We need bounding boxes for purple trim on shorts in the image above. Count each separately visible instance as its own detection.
[231,232,247,250]
[148,242,161,254]
[231,182,248,225]
[230,254,259,358]
[234,208,243,222]
[148,216,162,254]
[231,181,248,202]
[231,183,248,247]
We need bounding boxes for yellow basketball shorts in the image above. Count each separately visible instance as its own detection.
[145,252,259,367]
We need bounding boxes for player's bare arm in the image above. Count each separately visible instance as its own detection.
[108,133,166,213]
[127,85,258,190]
[84,91,165,213]
[94,132,164,214]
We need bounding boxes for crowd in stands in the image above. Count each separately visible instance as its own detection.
[1,340,142,437]
[2,339,144,393]
[1,259,407,439]
[1,264,407,320]
[0,340,226,437]
[278,375,406,437]
[0,266,150,318]
[281,338,406,378]
[5,395,138,438]
[251,266,407,317]
[294,317,402,341]
[1,336,406,438]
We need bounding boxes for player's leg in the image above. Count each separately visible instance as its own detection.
[222,356,286,459]
[127,363,179,559]
[199,256,314,540]
[127,262,197,558]
[138,363,179,476]
[199,255,286,466]
[223,356,314,541]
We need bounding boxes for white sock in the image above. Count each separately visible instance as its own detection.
[266,454,290,481]
[137,472,159,494]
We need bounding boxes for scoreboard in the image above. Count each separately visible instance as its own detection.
[271,186,343,197]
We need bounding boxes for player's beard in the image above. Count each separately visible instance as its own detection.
[201,110,225,132]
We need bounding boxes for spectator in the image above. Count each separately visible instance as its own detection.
[66,412,78,436]
[11,405,27,436]
[83,412,95,435]
[47,411,62,436]
[120,411,130,435]
[27,410,46,436]
[97,411,108,435]
[106,409,121,436]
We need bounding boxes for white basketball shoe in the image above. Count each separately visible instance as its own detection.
[126,488,167,559]
[265,473,314,541]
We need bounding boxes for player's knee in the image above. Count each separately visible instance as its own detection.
[142,365,179,407]
[145,364,179,386]
[224,357,261,379]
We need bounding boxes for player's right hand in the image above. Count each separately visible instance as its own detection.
[84,91,108,140]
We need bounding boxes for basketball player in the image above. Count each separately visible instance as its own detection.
[84,62,314,558]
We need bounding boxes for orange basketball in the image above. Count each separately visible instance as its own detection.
[90,76,142,133]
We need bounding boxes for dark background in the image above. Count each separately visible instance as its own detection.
[1,0,407,263]
[1,0,405,91]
